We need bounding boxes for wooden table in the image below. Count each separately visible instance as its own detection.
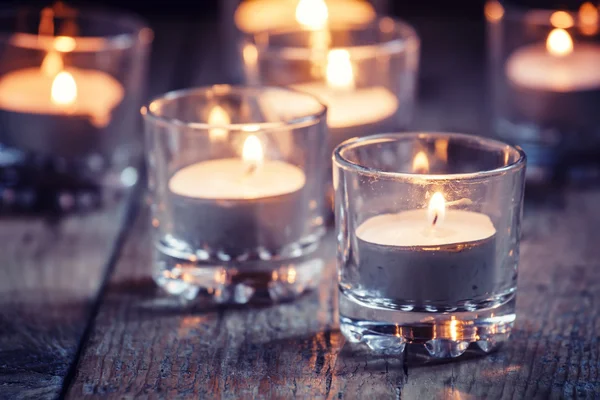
[2,17,600,400]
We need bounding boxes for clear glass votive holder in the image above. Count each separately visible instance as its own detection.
[142,85,329,304]
[487,1,600,181]
[0,6,152,204]
[334,132,526,358]
[242,16,420,156]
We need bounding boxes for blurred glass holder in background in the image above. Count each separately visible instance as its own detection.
[143,85,329,304]
[241,14,420,160]
[488,1,600,183]
[0,6,152,212]
[334,133,526,358]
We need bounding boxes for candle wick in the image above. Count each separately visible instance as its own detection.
[245,162,258,176]
[432,213,438,227]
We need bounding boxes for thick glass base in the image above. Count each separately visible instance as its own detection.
[495,118,600,184]
[339,290,515,359]
[0,145,138,213]
[154,245,325,304]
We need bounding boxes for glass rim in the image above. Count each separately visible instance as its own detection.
[333,132,527,180]
[141,84,328,132]
[0,6,153,52]
[246,16,420,60]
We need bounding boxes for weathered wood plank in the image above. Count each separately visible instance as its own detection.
[0,199,132,400]
[66,189,600,399]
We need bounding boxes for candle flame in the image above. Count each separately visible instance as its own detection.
[428,192,446,228]
[51,71,77,106]
[295,0,328,30]
[326,49,355,90]
[550,11,574,29]
[579,2,599,35]
[546,28,573,57]
[242,134,263,171]
[484,1,504,22]
[412,151,429,173]
[54,36,76,52]
[41,51,64,77]
[208,105,230,141]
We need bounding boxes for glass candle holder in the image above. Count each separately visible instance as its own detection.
[488,1,600,181]
[242,16,420,156]
[0,6,152,210]
[334,132,526,358]
[143,85,329,304]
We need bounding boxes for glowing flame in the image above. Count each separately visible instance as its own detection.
[54,36,76,52]
[242,134,263,169]
[295,0,328,30]
[326,49,355,90]
[579,2,599,35]
[208,105,230,141]
[546,28,573,57]
[484,1,504,22]
[51,71,77,106]
[41,51,64,77]
[412,151,429,173]
[427,192,446,228]
[550,11,574,29]
[435,138,449,163]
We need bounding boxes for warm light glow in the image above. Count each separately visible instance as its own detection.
[428,192,446,228]
[326,49,355,90]
[295,0,329,30]
[41,51,64,77]
[449,316,459,341]
[54,36,76,52]
[435,138,449,163]
[546,28,574,57]
[579,2,599,35]
[287,267,297,284]
[412,151,429,173]
[51,71,77,106]
[484,1,504,22]
[242,134,264,167]
[242,43,258,66]
[550,11,574,29]
[208,105,230,141]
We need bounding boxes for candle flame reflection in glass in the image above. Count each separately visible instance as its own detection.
[428,192,446,228]
[208,105,230,141]
[326,49,355,90]
[41,51,64,76]
[51,71,77,105]
[550,11,574,29]
[412,151,429,173]
[579,2,599,35]
[484,0,504,22]
[546,28,574,56]
[295,0,329,30]
[54,36,76,52]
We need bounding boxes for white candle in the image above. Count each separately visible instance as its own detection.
[354,193,498,304]
[506,28,600,92]
[0,62,124,128]
[169,159,305,199]
[168,135,308,257]
[234,0,375,33]
[357,210,496,247]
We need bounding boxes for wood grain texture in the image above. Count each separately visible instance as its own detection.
[0,199,132,400]
[66,190,600,399]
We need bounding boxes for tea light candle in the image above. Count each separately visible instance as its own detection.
[355,192,497,303]
[234,0,375,33]
[169,135,307,257]
[292,49,398,143]
[505,27,600,126]
[0,48,124,157]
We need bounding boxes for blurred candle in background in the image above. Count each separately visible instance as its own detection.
[234,0,376,33]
